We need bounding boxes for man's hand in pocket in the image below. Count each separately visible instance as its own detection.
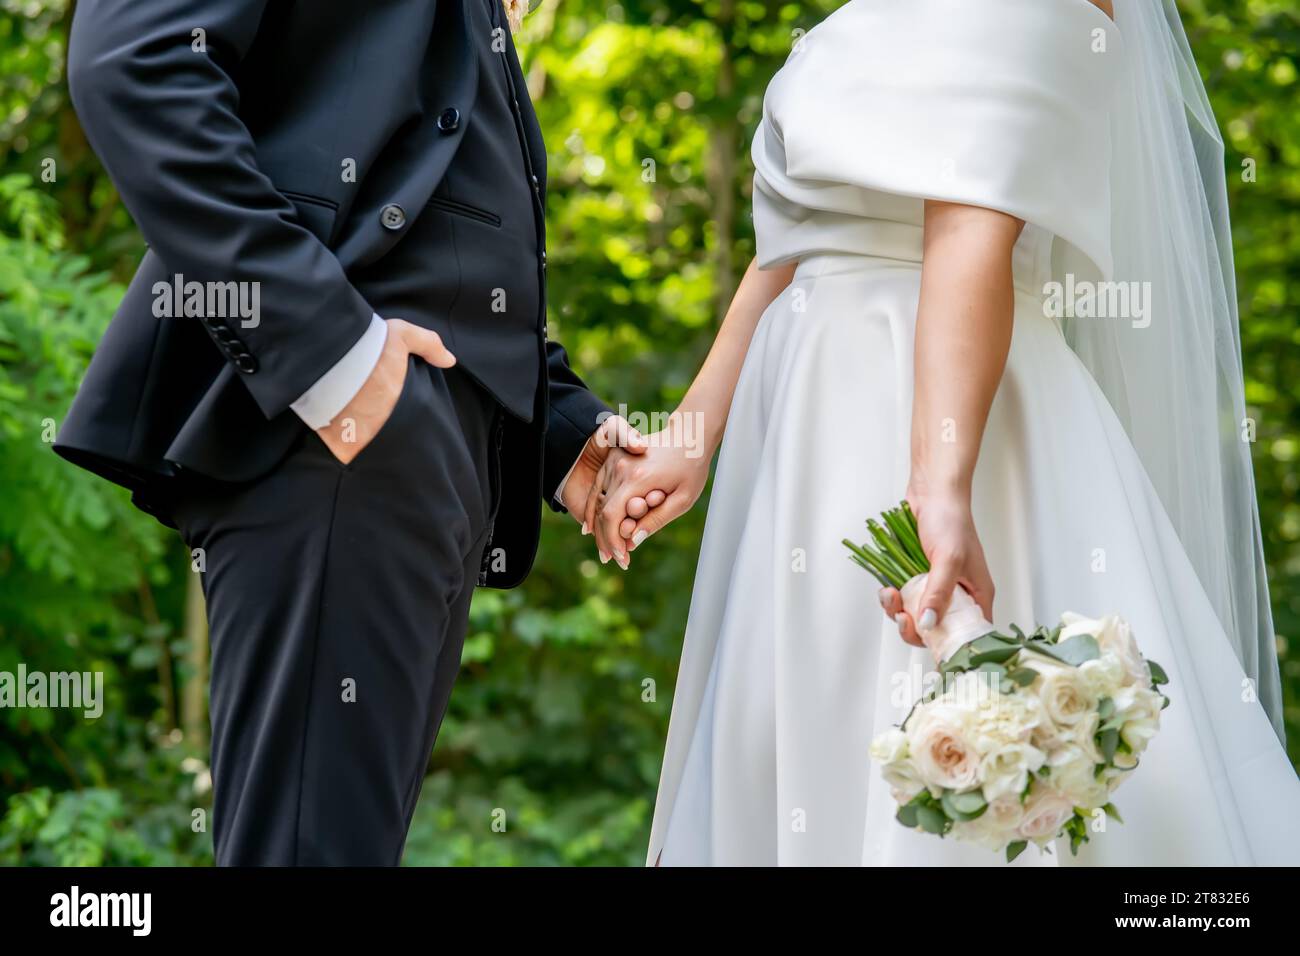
[315,318,457,465]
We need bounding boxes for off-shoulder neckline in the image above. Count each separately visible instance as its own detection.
[1066,0,1119,29]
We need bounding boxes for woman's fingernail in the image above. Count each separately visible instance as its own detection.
[599,551,610,564]
[894,613,907,625]
[616,553,630,570]
[581,522,590,535]
[918,609,938,631]
[877,588,888,608]
[632,530,648,547]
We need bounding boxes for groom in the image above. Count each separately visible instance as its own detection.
[55,0,648,864]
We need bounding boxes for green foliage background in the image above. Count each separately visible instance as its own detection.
[0,0,1296,865]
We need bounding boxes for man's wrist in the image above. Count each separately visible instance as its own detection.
[290,314,388,429]
[554,454,583,508]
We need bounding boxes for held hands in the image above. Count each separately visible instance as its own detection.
[559,415,654,556]
[879,487,995,648]
[566,411,711,569]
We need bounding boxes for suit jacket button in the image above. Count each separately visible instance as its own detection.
[234,354,259,374]
[380,203,406,231]
[437,107,460,133]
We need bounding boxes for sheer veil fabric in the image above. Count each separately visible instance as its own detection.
[1067,0,1283,736]
[645,0,1299,866]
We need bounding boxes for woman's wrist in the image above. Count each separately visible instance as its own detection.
[673,396,726,460]
[907,467,973,506]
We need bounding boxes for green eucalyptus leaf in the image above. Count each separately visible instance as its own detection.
[1007,667,1038,687]
[916,805,949,835]
[1053,634,1101,666]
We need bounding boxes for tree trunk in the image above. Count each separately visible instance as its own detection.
[181,569,209,748]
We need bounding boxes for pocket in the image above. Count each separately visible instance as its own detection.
[319,354,421,469]
[278,188,341,245]
[425,195,502,228]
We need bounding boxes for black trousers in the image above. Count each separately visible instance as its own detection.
[172,358,501,865]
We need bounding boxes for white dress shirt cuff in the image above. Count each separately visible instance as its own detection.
[289,313,387,430]
[553,456,582,507]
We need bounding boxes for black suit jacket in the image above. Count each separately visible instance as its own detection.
[54,0,610,587]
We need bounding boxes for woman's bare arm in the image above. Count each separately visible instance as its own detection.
[677,258,796,453]
[588,257,795,564]
[885,199,1024,645]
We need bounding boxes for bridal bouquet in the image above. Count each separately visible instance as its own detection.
[843,503,1169,861]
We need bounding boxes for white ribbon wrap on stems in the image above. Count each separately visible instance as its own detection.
[899,574,996,665]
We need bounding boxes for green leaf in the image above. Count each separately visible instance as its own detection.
[916,804,949,835]
[1007,666,1038,687]
[970,644,1020,666]
[941,789,987,821]
[1097,727,1120,763]
[1006,840,1028,863]
[1053,634,1101,666]
[1147,660,1169,686]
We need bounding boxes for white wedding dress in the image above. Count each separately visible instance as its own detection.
[647,0,1300,866]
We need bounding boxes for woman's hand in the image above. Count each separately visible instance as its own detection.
[880,489,994,647]
[584,412,712,568]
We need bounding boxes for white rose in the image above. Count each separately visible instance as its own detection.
[1062,612,1150,687]
[1058,611,1103,638]
[979,741,1046,801]
[1078,653,1125,698]
[870,728,925,800]
[870,728,909,763]
[1098,616,1150,686]
[1053,709,1102,764]
[1017,786,1076,844]
[1047,745,1109,807]
[1031,658,1096,728]
[1116,686,1163,755]
[970,690,1045,754]
[954,794,1026,851]
[907,704,980,792]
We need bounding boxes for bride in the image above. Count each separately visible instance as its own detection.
[582,0,1300,865]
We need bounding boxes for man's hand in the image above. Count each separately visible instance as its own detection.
[560,416,661,567]
[315,318,456,465]
[586,412,711,568]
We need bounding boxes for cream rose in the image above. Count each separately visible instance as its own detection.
[1060,612,1150,687]
[1079,653,1126,698]
[971,691,1045,754]
[1047,745,1109,807]
[1031,658,1096,728]
[1051,709,1102,765]
[1098,617,1150,686]
[906,705,980,791]
[954,794,1027,851]
[870,728,925,800]
[1116,687,1163,754]
[1017,787,1076,843]
[979,741,1046,801]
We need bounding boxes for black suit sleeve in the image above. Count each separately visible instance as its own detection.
[66,0,374,419]
[542,340,612,511]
